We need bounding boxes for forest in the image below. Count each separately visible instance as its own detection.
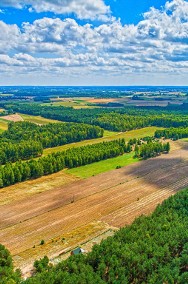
[5,103,188,132]
[1,187,188,283]
[155,127,188,140]
[0,122,103,164]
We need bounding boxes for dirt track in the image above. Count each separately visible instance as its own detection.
[0,141,188,272]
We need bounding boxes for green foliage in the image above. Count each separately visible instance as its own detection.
[8,103,188,131]
[0,121,103,165]
[0,141,43,165]
[155,127,188,140]
[0,139,131,187]
[138,141,170,159]
[0,244,21,284]
[34,256,49,273]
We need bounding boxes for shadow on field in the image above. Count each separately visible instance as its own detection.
[124,140,188,191]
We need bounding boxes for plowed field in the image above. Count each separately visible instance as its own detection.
[0,140,188,274]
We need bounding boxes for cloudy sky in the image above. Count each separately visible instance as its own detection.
[0,0,187,86]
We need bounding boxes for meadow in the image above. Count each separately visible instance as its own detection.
[68,152,139,178]
[20,114,61,124]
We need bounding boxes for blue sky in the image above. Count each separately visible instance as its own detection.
[1,1,168,26]
[0,0,187,85]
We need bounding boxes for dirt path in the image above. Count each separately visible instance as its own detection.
[0,141,188,274]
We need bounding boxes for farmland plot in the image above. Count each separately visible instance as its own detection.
[0,140,187,274]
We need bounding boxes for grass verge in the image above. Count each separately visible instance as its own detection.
[67,152,139,178]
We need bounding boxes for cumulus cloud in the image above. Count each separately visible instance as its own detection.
[0,0,110,20]
[0,0,188,83]
[0,21,20,53]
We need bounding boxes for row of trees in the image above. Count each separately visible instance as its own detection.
[0,139,131,187]
[94,113,188,131]
[19,187,188,283]
[0,121,103,164]
[0,141,43,165]
[135,141,170,159]
[155,127,188,140]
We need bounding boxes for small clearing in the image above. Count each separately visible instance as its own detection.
[20,114,61,125]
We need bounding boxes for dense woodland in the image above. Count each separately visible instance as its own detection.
[5,103,188,132]
[1,187,188,283]
[93,113,188,131]
[155,127,188,140]
[0,122,103,164]
[0,141,43,164]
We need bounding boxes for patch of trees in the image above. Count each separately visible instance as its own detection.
[155,127,188,140]
[20,187,188,283]
[0,139,131,187]
[93,113,188,131]
[2,121,103,147]
[0,121,103,164]
[135,141,170,159]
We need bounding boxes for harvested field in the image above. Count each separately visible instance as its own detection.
[0,141,188,274]
[0,171,79,206]
[2,113,24,122]
[86,98,118,103]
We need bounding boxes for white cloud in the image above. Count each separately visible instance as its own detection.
[0,0,188,85]
[0,21,20,53]
[0,0,110,20]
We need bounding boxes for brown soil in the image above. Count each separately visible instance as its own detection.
[86,98,118,103]
[0,141,188,274]
[2,114,24,122]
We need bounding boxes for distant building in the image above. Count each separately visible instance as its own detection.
[71,247,85,256]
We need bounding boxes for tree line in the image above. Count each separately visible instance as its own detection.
[93,113,188,131]
[2,185,188,283]
[0,138,170,188]
[0,141,43,165]
[0,139,131,187]
[0,121,103,164]
[155,127,188,140]
[5,103,188,132]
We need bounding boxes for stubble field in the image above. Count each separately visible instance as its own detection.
[0,140,188,275]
